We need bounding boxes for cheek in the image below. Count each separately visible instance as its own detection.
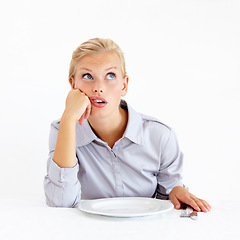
[107,85,124,104]
[107,81,123,92]
[75,81,89,90]
[110,85,121,93]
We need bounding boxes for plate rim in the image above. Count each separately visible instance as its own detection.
[78,197,174,217]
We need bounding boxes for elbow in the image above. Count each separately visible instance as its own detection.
[44,177,80,208]
[44,189,80,208]
[45,196,79,208]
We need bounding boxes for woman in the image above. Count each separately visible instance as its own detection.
[44,38,211,212]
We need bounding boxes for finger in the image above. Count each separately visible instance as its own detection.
[79,104,91,124]
[193,198,209,212]
[184,197,201,212]
[77,88,86,95]
[170,195,181,209]
[84,104,91,119]
[78,90,91,120]
[197,199,211,212]
[204,200,212,211]
[78,115,85,125]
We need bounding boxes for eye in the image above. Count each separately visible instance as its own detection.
[83,73,93,80]
[106,73,116,80]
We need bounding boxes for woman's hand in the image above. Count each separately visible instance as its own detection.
[169,186,211,212]
[64,89,91,125]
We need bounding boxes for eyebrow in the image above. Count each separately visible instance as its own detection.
[80,68,92,72]
[105,67,118,71]
[79,67,118,72]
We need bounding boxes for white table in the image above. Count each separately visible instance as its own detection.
[0,194,239,240]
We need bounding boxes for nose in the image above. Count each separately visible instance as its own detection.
[93,88,103,93]
[92,80,103,93]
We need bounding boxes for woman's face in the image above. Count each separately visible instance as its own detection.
[71,51,129,119]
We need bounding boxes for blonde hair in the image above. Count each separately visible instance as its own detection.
[69,38,126,83]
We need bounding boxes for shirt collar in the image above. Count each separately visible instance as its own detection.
[121,100,144,145]
[76,100,143,147]
[76,120,98,147]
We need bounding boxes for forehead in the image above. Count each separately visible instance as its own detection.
[76,51,121,70]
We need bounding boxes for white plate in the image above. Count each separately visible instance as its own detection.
[78,197,174,217]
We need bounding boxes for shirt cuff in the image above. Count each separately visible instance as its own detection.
[48,158,79,185]
[166,183,189,195]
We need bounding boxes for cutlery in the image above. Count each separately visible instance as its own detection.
[180,204,198,220]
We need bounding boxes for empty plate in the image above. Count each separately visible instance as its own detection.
[78,197,173,217]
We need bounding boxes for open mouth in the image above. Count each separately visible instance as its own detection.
[89,97,108,108]
[92,99,106,103]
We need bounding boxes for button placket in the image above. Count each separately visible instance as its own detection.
[110,149,124,196]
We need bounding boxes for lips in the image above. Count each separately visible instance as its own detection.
[89,96,108,108]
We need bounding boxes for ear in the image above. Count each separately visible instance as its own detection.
[69,77,75,89]
[121,75,129,97]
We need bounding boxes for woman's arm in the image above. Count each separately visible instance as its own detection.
[52,89,91,168]
[44,89,91,207]
[52,115,78,168]
[156,129,211,212]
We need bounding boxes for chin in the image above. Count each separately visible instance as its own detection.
[89,107,108,118]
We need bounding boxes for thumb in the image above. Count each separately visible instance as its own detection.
[78,115,85,125]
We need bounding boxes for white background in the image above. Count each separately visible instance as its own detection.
[0,0,239,202]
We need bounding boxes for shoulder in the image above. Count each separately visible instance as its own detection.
[138,114,180,152]
[140,113,171,133]
[126,101,171,133]
[125,101,173,146]
[50,119,61,130]
[138,113,173,146]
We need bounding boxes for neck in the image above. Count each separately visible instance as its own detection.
[88,106,128,148]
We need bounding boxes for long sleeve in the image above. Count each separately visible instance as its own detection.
[43,121,81,207]
[155,129,186,199]
[44,102,187,203]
